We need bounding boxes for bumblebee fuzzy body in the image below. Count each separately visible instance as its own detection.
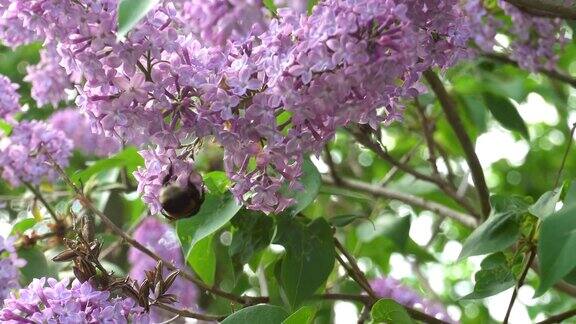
[159,166,205,221]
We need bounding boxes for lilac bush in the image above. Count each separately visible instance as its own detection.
[0,0,573,322]
[0,278,150,323]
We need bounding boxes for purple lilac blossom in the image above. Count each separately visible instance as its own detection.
[177,0,268,46]
[371,276,456,323]
[0,278,150,323]
[128,217,198,321]
[0,75,20,120]
[463,0,565,72]
[498,0,566,71]
[0,235,26,306]
[0,0,479,214]
[24,45,78,108]
[49,108,121,156]
[0,121,73,186]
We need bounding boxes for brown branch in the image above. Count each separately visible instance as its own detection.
[153,303,224,322]
[22,181,59,222]
[335,239,377,299]
[423,70,491,218]
[334,238,450,324]
[349,127,480,217]
[502,0,576,20]
[378,141,420,186]
[324,144,343,185]
[323,175,478,227]
[537,309,576,324]
[484,53,576,88]
[414,99,440,176]
[503,246,537,324]
[554,123,576,187]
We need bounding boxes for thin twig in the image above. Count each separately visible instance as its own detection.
[334,238,450,324]
[314,293,370,304]
[323,175,478,227]
[423,70,491,218]
[414,98,440,176]
[537,309,576,324]
[334,242,376,299]
[503,246,537,324]
[153,303,224,322]
[378,142,420,186]
[324,144,342,185]
[502,0,576,20]
[484,53,576,88]
[99,212,147,260]
[554,123,576,187]
[21,181,60,222]
[349,127,480,217]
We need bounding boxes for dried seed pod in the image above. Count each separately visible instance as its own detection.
[52,249,77,262]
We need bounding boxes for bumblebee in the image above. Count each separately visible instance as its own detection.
[159,166,205,221]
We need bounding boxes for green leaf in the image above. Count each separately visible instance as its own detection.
[222,305,289,324]
[230,210,275,273]
[71,147,143,184]
[371,299,413,324]
[536,201,576,296]
[529,188,561,219]
[17,246,58,285]
[117,0,159,39]
[482,92,530,140]
[263,0,278,15]
[176,192,241,258]
[0,119,12,135]
[282,306,316,324]
[380,215,411,251]
[307,0,319,14]
[459,196,525,260]
[490,195,530,213]
[284,159,321,216]
[11,218,37,235]
[274,217,335,309]
[459,211,520,259]
[563,266,576,286]
[462,253,515,299]
[187,234,216,285]
[405,239,437,263]
[329,214,369,227]
[203,171,231,194]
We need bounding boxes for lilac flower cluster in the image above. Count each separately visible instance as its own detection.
[128,217,198,321]
[24,45,79,108]
[0,121,73,186]
[498,1,566,71]
[0,278,150,323]
[0,0,469,213]
[371,276,455,323]
[0,235,25,305]
[0,75,20,120]
[49,108,121,157]
[464,0,565,71]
